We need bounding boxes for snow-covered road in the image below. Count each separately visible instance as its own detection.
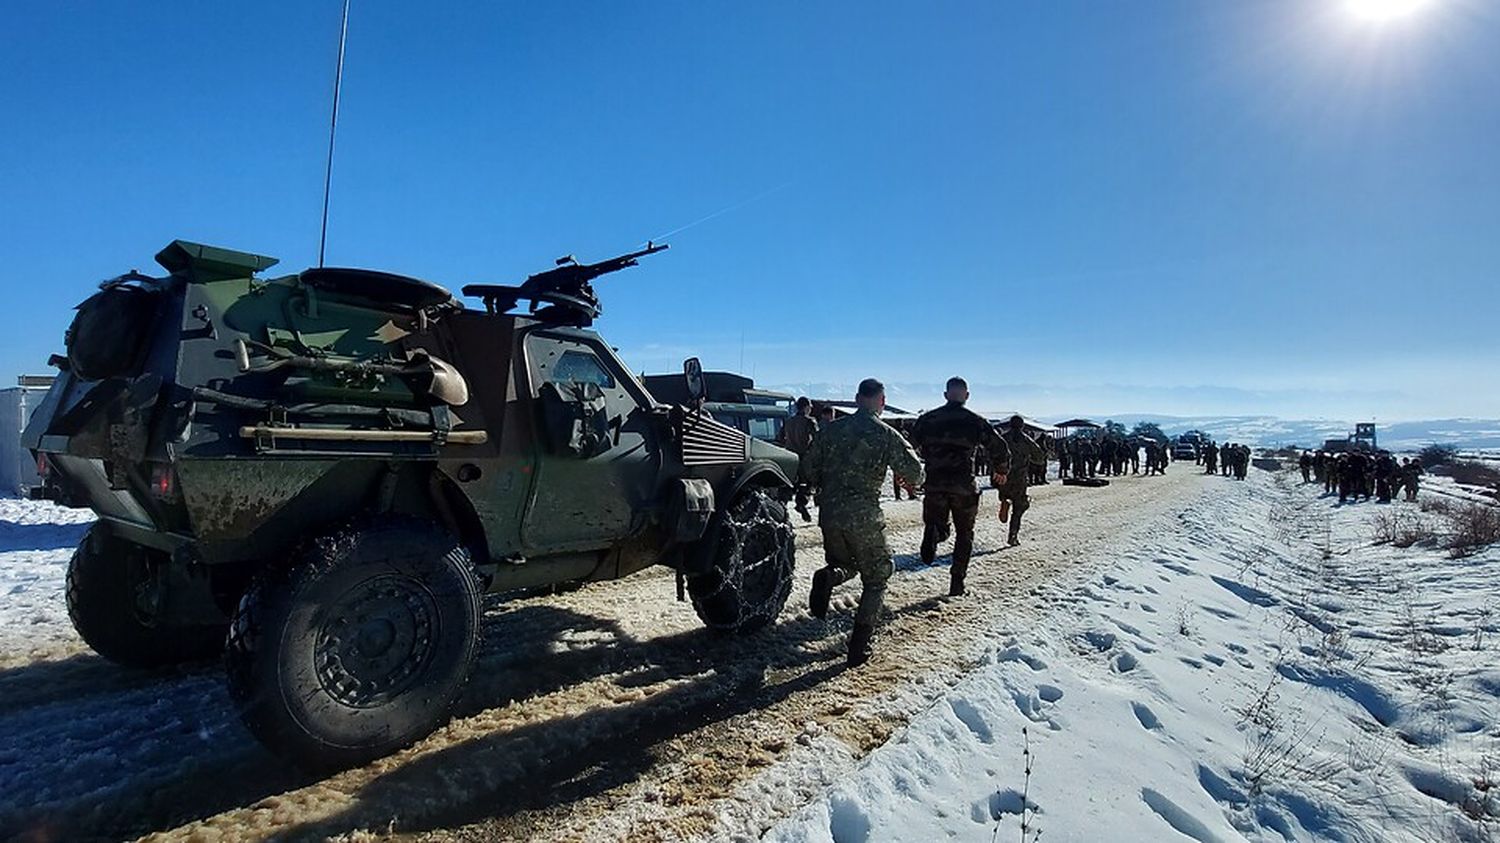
[6,464,1492,842]
[1,467,1203,841]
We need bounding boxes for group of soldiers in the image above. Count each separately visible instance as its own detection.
[1202,441,1251,480]
[787,377,1044,666]
[1303,449,1424,504]
[1058,435,1176,478]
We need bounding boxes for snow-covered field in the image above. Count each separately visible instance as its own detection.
[771,470,1500,843]
[0,498,94,662]
[2,466,1497,841]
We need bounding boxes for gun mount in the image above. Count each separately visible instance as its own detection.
[462,242,668,327]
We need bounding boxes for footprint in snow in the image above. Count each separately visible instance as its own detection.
[972,787,1041,823]
[1037,684,1064,703]
[828,795,872,843]
[996,647,1048,671]
[1140,787,1224,843]
[1132,701,1162,730]
[1080,630,1117,652]
[1210,575,1277,608]
[1113,651,1139,673]
[949,698,994,744]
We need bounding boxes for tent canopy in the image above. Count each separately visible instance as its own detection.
[1054,418,1101,429]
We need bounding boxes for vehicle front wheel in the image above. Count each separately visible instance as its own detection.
[225,519,481,770]
[66,526,227,668]
[687,489,795,634]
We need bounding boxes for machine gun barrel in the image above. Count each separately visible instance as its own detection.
[461,241,668,324]
[521,241,668,291]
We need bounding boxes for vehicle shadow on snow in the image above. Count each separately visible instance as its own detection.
[0,518,90,553]
[0,651,212,717]
[278,603,911,839]
[1,599,851,841]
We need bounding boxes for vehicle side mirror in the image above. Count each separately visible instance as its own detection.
[683,357,706,403]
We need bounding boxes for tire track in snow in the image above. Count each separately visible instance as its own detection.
[0,469,1213,841]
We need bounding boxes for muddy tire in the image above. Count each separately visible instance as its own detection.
[687,489,795,634]
[66,526,226,668]
[225,519,481,770]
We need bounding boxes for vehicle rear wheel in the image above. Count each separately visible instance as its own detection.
[66,526,227,668]
[225,519,481,770]
[687,489,795,634]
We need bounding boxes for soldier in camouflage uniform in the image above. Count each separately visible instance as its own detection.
[999,415,1045,547]
[779,396,818,521]
[910,377,1010,597]
[800,378,924,666]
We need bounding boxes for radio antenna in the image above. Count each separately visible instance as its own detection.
[317,0,352,268]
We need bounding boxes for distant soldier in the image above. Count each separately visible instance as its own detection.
[780,397,818,521]
[1202,441,1219,475]
[1341,451,1368,503]
[999,415,1045,548]
[1057,437,1071,480]
[1313,450,1327,485]
[1222,444,1233,476]
[910,377,1009,598]
[802,378,924,666]
[1404,457,1424,501]
[1374,452,1396,502]
[1300,451,1313,484]
[1030,432,1049,485]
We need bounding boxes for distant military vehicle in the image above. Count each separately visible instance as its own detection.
[1323,422,1378,454]
[642,371,793,443]
[24,240,799,768]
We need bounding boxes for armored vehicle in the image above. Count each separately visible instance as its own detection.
[24,240,799,768]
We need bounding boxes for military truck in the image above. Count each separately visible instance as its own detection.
[642,371,793,443]
[23,240,799,769]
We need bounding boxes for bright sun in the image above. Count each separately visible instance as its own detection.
[1346,0,1435,22]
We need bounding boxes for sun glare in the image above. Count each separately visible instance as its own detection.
[1346,0,1435,22]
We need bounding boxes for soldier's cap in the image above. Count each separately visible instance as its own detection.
[1009,414,1025,426]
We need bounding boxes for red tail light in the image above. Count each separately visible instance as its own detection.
[149,464,178,500]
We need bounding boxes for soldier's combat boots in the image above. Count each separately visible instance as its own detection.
[949,558,968,597]
[809,567,834,619]
[847,622,875,667]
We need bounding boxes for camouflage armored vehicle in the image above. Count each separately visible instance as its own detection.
[24,240,799,768]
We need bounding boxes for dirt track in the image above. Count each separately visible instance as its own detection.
[0,466,1214,842]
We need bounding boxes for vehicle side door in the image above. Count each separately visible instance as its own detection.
[519,330,660,553]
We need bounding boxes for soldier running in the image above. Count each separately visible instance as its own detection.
[999,415,1045,548]
[910,378,1009,597]
[801,378,924,666]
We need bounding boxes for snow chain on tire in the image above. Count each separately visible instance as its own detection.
[687,488,796,634]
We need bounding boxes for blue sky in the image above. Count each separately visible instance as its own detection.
[2,1,1496,420]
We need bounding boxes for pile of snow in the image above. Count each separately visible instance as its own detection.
[770,470,1500,842]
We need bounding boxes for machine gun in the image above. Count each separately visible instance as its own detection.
[463,242,668,327]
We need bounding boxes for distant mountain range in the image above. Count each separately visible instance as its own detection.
[761,381,1500,450]
[1085,415,1500,451]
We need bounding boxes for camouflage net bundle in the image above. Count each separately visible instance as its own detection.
[688,490,795,633]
